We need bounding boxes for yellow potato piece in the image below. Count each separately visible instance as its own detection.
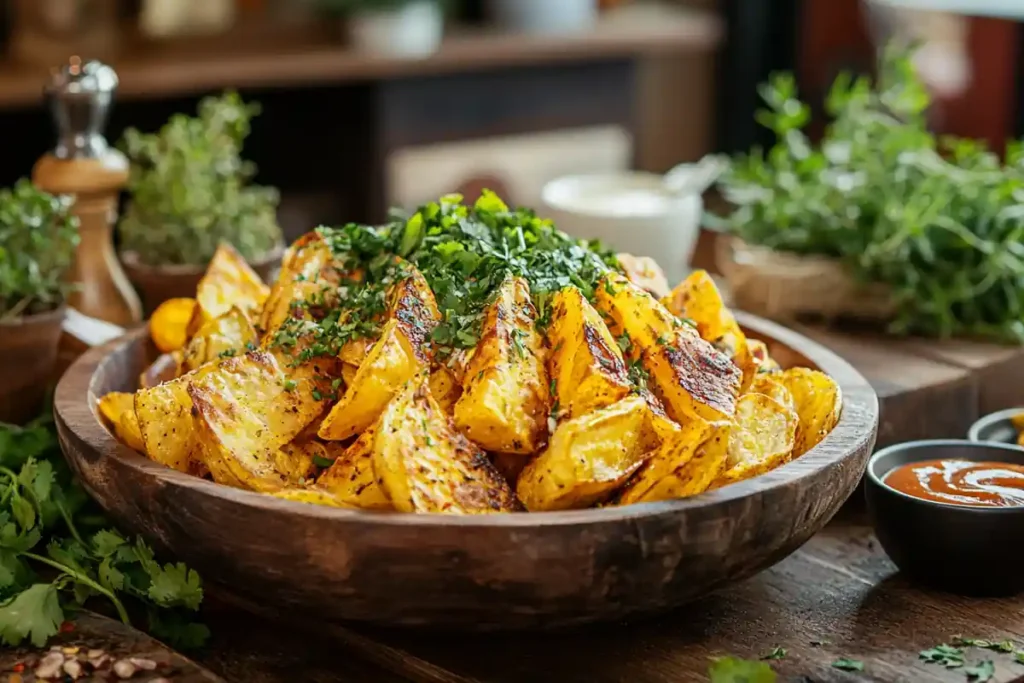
[149,298,197,353]
[776,368,842,457]
[134,367,213,475]
[546,286,631,421]
[96,392,146,453]
[191,243,270,336]
[260,232,337,335]
[715,393,798,487]
[747,338,782,375]
[180,306,258,374]
[373,375,519,514]
[318,319,420,441]
[429,364,463,415]
[317,428,392,511]
[745,375,795,413]
[596,273,741,424]
[188,351,329,492]
[663,270,756,391]
[617,253,670,299]
[454,277,550,454]
[617,416,712,506]
[270,489,355,509]
[517,395,650,511]
[624,421,731,503]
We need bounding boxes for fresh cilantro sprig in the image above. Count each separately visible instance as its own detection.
[0,413,207,650]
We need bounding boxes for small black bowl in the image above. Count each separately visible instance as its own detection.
[866,439,1024,596]
[968,407,1024,445]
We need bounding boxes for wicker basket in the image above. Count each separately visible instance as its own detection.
[716,236,896,323]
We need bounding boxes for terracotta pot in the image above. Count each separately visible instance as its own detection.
[0,306,66,425]
[120,244,284,315]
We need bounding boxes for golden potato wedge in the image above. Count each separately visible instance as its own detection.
[138,352,182,389]
[270,488,355,509]
[191,242,270,337]
[149,298,197,353]
[776,368,842,457]
[373,375,519,514]
[96,392,146,453]
[134,367,214,475]
[663,270,756,391]
[318,269,441,441]
[317,428,392,511]
[180,306,258,374]
[275,439,322,484]
[748,339,781,374]
[340,363,359,388]
[429,364,462,415]
[339,336,373,367]
[188,351,329,492]
[259,233,340,337]
[596,273,741,423]
[617,253,670,299]
[616,416,712,506]
[546,286,631,421]
[517,395,650,511]
[619,421,731,503]
[745,375,795,413]
[715,393,798,487]
[454,277,550,454]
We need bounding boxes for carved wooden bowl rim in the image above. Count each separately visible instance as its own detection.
[54,311,878,528]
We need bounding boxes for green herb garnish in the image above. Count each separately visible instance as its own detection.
[920,644,965,668]
[312,455,335,469]
[708,656,776,683]
[831,658,863,672]
[760,647,786,660]
[965,660,995,682]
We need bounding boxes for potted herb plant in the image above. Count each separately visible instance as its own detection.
[0,179,78,424]
[118,91,283,313]
[312,0,445,56]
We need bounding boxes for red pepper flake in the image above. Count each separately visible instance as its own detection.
[59,621,76,633]
[12,662,24,672]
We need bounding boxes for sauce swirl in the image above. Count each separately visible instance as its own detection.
[884,459,1024,508]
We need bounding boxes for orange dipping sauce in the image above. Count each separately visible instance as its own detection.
[884,459,1024,508]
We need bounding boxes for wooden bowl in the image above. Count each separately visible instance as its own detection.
[54,312,878,630]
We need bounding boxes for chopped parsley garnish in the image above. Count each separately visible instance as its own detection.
[831,658,863,672]
[760,647,786,660]
[920,644,964,668]
[965,660,995,682]
[217,348,237,359]
[282,379,297,392]
[272,191,621,360]
[312,455,335,469]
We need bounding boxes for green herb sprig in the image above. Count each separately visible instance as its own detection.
[718,47,1024,343]
[119,91,281,267]
[0,414,207,650]
[0,180,78,321]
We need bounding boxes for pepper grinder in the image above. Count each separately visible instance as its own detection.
[32,57,142,327]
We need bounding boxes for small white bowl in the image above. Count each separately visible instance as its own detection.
[541,171,702,285]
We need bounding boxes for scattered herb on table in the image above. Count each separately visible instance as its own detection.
[0,413,207,650]
[707,656,777,683]
[964,660,995,682]
[920,644,965,668]
[1015,652,1024,665]
[953,636,1017,653]
[831,658,864,672]
[760,647,786,660]
[716,46,1024,343]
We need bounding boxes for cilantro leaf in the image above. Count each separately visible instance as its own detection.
[146,562,203,610]
[832,658,864,672]
[708,656,776,683]
[0,583,63,647]
[91,529,128,558]
[760,647,786,660]
[965,660,995,682]
[920,644,964,668]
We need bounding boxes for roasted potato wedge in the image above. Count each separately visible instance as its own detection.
[596,273,741,424]
[180,306,258,374]
[748,339,781,374]
[134,368,214,475]
[270,488,355,509]
[149,298,197,353]
[745,375,795,413]
[546,286,631,421]
[618,421,730,504]
[454,277,550,454]
[429,364,463,415]
[188,351,329,491]
[715,394,798,487]
[260,233,340,337]
[517,395,650,511]
[317,428,392,511]
[617,253,670,299]
[617,416,712,506]
[97,392,146,453]
[318,269,441,441]
[777,368,842,457]
[663,270,756,391]
[190,243,270,337]
[373,375,518,514]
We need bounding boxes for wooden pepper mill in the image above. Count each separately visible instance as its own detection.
[32,57,142,327]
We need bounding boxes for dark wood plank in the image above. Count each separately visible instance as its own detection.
[344,510,1024,683]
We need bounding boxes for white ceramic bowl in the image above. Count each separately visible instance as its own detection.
[541,172,702,285]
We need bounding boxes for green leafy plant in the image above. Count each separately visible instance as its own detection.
[119,91,282,267]
[0,179,78,321]
[718,47,1024,343]
[0,413,207,650]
